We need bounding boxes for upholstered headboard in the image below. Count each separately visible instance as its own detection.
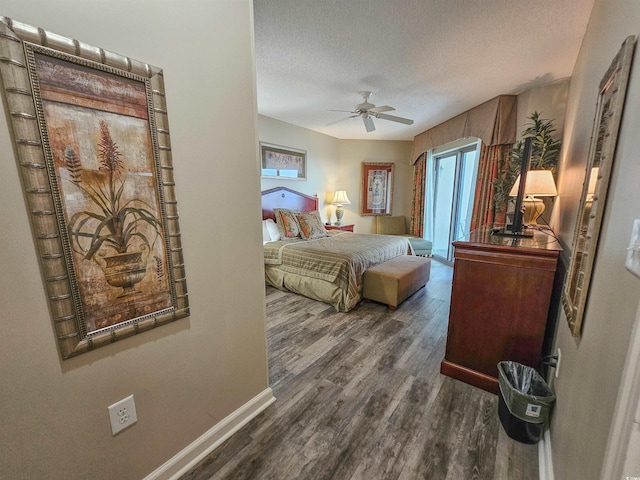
[261,187,318,221]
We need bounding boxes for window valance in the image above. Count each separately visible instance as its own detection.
[410,95,516,164]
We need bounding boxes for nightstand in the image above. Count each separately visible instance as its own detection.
[325,224,354,232]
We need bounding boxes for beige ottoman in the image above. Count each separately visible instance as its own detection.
[363,255,431,310]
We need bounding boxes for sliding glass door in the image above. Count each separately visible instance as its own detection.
[432,154,457,260]
[430,145,479,263]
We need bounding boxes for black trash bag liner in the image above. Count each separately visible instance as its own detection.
[497,361,555,425]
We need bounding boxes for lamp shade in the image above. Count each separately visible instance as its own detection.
[332,190,351,205]
[509,170,557,197]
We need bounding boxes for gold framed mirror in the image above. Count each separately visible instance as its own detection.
[562,36,635,336]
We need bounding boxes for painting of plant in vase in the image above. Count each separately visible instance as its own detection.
[34,53,172,332]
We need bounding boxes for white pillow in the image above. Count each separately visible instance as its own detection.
[265,218,280,242]
[262,219,272,244]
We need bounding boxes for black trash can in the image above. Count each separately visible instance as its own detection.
[497,361,555,444]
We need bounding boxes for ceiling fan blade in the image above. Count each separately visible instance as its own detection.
[325,114,358,126]
[363,116,375,132]
[370,105,395,113]
[330,109,357,113]
[375,113,414,125]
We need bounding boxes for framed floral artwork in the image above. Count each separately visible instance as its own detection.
[360,162,394,216]
[0,17,189,358]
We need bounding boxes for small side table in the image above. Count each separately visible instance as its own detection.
[325,224,354,232]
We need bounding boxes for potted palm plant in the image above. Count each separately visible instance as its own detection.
[493,111,562,212]
[66,120,163,297]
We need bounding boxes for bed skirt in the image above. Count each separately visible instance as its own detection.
[265,266,358,312]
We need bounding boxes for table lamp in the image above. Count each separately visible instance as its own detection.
[332,190,351,226]
[509,170,557,226]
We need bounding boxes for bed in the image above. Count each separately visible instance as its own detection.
[261,187,412,311]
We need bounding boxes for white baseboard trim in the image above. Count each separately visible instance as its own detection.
[538,428,554,480]
[143,387,276,480]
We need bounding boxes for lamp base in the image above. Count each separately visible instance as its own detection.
[335,204,344,226]
[523,196,545,225]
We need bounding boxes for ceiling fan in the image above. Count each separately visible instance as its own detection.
[329,91,414,132]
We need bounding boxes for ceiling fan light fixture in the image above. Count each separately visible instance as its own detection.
[363,115,375,132]
[329,91,414,132]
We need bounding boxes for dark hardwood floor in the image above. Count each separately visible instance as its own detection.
[181,261,538,480]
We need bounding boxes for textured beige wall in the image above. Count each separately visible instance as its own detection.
[259,115,413,232]
[549,0,640,478]
[337,140,414,233]
[0,1,269,479]
[259,115,340,223]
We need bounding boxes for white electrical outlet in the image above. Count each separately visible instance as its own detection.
[555,348,562,379]
[626,219,640,279]
[108,394,137,435]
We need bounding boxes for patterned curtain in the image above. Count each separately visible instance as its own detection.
[470,143,512,230]
[410,153,427,237]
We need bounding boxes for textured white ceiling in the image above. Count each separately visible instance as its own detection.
[254,0,594,141]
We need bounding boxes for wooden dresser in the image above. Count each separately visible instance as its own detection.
[440,228,562,394]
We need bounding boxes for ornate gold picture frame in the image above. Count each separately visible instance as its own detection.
[360,162,394,216]
[0,17,189,358]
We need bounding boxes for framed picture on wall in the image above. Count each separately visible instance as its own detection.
[360,162,394,216]
[260,143,307,180]
[0,17,189,359]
